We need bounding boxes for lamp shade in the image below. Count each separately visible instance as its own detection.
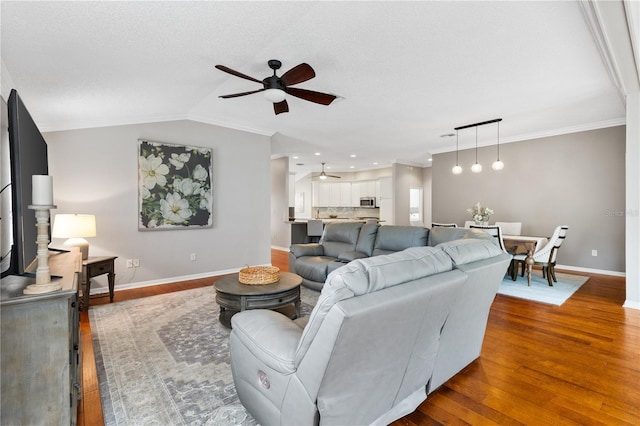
[52,214,96,259]
[52,214,96,238]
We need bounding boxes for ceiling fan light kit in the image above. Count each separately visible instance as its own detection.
[452,118,503,175]
[215,59,338,115]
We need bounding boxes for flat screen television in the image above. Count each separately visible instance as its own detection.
[1,89,49,278]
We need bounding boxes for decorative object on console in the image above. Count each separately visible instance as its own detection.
[467,202,493,225]
[138,139,213,230]
[24,177,59,293]
[453,118,503,174]
[52,214,96,260]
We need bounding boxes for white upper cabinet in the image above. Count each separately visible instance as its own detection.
[313,181,352,207]
[313,180,383,207]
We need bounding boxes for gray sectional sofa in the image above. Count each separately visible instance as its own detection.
[289,222,496,290]
[230,237,512,425]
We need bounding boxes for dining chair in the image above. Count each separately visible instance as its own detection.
[463,221,475,228]
[469,224,506,252]
[307,219,324,243]
[512,225,569,286]
[431,222,458,228]
[495,221,522,236]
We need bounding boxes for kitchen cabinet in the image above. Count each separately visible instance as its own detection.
[350,180,379,207]
[312,182,351,207]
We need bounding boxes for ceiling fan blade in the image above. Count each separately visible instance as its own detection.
[219,89,264,99]
[274,100,289,115]
[327,175,342,179]
[286,87,337,105]
[215,65,262,83]
[280,63,316,86]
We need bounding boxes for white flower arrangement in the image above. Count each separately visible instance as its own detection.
[467,202,494,224]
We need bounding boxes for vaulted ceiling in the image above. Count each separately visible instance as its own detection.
[0,1,627,176]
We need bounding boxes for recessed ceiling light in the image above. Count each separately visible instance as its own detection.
[350,165,355,169]
[293,156,299,159]
[314,152,321,156]
[372,162,379,165]
[350,154,356,158]
[428,158,433,162]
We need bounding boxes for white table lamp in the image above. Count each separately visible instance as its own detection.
[52,214,96,260]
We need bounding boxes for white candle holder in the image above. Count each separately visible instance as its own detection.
[23,204,61,294]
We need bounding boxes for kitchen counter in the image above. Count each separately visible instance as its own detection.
[287,219,381,245]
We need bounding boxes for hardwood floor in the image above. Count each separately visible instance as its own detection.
[78,249,640,425]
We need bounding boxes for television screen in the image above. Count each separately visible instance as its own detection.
[1,89,49,277]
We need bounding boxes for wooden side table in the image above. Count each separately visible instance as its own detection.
[82,256,117,309]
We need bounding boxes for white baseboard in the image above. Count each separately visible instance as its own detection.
[271,245,290,252]
[90,267,251,295]
[556,264,625,277]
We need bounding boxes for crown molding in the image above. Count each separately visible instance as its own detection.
[429,117,626,154]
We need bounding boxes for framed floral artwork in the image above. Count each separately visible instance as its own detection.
[138,139,213,230]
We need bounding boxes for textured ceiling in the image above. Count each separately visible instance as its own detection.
[0,1,625,176]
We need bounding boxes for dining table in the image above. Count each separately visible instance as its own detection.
[502,235,549,286]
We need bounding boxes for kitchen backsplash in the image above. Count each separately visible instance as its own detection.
[312,207,380,219]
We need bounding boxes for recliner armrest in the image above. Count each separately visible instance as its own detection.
[230,310,304,374]
[290,243,324,258]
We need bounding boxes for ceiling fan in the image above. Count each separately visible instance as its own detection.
[319,163,341,180]
[215,59,338,115]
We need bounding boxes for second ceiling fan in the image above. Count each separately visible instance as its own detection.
[319,163,341,180]
[215,59,338,115]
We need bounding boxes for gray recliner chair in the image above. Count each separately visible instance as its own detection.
[229,242,509,425]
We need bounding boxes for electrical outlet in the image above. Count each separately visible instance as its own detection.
[592,250,598,257]
[126,259,133,268]
[190,253,197,261]
[133,259,140,267]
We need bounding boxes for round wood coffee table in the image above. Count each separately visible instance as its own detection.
[214,271,302,328]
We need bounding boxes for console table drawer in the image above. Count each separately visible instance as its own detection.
[87,261,113,277]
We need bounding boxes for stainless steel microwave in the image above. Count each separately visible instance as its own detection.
[360,197,376,208]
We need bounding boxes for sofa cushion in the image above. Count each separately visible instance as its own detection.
[294,256,337,283]
[295,246,452,362]
[290,243,324,258]
[428,227,493,246]
[354,223,379,256]
[372,225,428,256]
[320,222,363,258]
[349,246,452,294]
[337,251,369,262]
[436,238,503,265]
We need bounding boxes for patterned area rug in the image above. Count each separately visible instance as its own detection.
[498,271,589,306]
[90,285,320,425]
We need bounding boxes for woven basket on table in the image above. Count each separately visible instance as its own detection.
[238,266,280,285]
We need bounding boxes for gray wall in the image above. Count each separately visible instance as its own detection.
[432,126,625,273]
[270,157,290,250]
[45,120,272,291]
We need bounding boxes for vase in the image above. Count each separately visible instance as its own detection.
[475,220,488,226]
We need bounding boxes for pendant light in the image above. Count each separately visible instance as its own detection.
[471,126,482,173]
[452,130,462,175]
[492,120,504,170]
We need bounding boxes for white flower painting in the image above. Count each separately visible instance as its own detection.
[138,140,213,230]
